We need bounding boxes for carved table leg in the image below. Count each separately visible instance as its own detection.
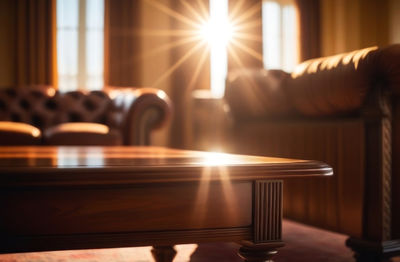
[238,241,283,262]
[238,180,284,261]
[151,245,177,262]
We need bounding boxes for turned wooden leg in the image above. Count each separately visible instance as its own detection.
[151,245,177,262]
[238,241,284,262]
[238,246,277,262]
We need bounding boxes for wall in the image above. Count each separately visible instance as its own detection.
[141,0,172,146]
[0,0,15,88]
[320,0,391,56]
[390,0,400,44]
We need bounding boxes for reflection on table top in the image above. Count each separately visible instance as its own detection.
[0,146,333,184]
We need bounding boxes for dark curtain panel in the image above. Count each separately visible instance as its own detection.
[295,0,321,61]
[14,0,57,86]
[104,0,142,86]
[228,0,263,70]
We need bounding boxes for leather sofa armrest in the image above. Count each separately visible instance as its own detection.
[225,45,400,119]
[106,87,172,145]
[287,45,400,116]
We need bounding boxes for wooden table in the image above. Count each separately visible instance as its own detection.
[0,147,332,261]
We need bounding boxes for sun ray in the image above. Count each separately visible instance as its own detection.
[138,35,203,61]
[231,1,261,26]
[192,167,211,227]
[233,19,262,31]
[228,45,245,68]
[229,0,246,21]
[218,167,238,222]
[230,38,264,62]
[195,0,210,21]
[136,29,200,37]
[181,0,207,25]
[144,0,200,29]
[187,45,210,91]
[234,32,263,42]
[152,41,206,87]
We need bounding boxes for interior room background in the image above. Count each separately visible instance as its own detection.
[0,0,399,149]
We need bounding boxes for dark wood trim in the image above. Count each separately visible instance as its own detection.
[346,86,395,261]
[361,86,392,242]
[0,227,252,254]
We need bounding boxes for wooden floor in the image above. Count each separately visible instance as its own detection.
[3,220,396,262]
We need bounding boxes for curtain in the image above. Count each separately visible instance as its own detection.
[15,0,57,86]
[295,0,321,61]
[104,0,143,86]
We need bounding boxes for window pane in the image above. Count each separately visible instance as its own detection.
[86,0,104,29]
[86,30,104,90]
[86,0,104,90]
[209,0,229,98]
[57,0,78,28]
[57,29,78,91]
[57,0,79,92]
[282,5,298,71]
[262,2,281,69]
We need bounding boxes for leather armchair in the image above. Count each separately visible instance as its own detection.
[224,45,400,261]
[0,86,171,146]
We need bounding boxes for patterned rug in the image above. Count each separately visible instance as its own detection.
[1,220,398,262]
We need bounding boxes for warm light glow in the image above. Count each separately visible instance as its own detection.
[199,0,235,98]
[138,0,264,98]
[202,152,237,166]
[199,18,235,47]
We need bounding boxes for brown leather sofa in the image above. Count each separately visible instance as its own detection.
[224,45,400,261]
[0,86,171,146]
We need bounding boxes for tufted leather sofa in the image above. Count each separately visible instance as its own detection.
[0,86,171,146]
[224,44,400,261]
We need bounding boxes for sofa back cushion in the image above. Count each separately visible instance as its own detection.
[0,86,60,129]
[0,86,114,130]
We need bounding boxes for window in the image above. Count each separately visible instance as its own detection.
[57,0,104,92]
[208,0,230,99]
[262,0,298,72]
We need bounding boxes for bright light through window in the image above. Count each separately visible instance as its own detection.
[262,0,298,72]
[57,0,104,92]
[201,0,231,98]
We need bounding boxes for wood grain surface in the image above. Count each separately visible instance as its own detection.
[0,146,332,186]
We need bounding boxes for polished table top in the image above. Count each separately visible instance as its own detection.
[0,146,332,186]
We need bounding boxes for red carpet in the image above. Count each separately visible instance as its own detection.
[1,220,399,261]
